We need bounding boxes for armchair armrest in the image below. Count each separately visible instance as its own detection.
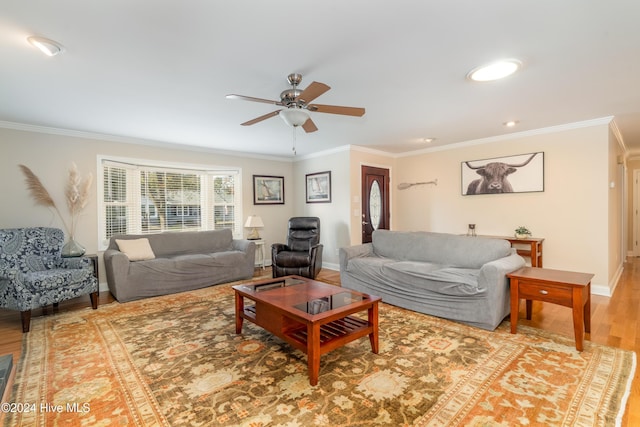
[271,243,290,256]
[309,243,323,269]
[0,270,33,312]
[59,257,92,270]
[0,266,21,282]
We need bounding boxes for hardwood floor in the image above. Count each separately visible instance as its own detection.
[1,263,639,425]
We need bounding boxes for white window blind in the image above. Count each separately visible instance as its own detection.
[98,158,242,249]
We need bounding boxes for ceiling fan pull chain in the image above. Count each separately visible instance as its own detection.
[292,126,297,155]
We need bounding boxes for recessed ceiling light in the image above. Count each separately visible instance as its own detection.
[467,59,521,82]
[423,138,435,143]
[503,120,519,127]
[27,36,64,57]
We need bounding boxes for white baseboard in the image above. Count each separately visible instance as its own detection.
[322,262,339,271]
[591,283,612,297]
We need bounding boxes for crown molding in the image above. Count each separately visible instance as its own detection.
[348,144,397,157]
[396,117,615,158]
[1,117,617,162]
[609,118,629,156]
[0,120,293,163]
[293,144,351,161]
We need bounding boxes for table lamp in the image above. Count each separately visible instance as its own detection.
[244,215,264,240]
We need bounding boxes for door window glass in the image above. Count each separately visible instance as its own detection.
[369,180,381,230]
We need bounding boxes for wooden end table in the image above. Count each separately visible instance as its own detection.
[508,267,594,351]
[481,235,544,267]
[233,275,381,386]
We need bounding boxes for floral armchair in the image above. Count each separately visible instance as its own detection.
[0,227,98,332]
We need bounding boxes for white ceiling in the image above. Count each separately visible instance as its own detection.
[2,1,640,158]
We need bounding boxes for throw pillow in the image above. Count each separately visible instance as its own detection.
[115,238,156,261]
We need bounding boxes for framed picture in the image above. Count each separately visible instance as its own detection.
[253,175,284,204]
[461,152,544,196]
[306,171,332,203]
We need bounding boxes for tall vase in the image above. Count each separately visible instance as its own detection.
[62,238,86,257]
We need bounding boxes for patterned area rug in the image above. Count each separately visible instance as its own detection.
[4,279,636,426]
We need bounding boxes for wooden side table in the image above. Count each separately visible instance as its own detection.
[482,236,544,267]
[83,254,99,279]
[251,240,266,269]
[505,237,544,267]
[82,254,100,309]
[508,267,594,351]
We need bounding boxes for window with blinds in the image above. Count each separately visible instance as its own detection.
[98,157,242,249]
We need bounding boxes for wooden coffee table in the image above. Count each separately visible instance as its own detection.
[232,275,381,386]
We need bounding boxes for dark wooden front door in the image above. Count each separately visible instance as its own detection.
[361,165,390,243]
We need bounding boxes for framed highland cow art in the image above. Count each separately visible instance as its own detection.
[461,152,544,196]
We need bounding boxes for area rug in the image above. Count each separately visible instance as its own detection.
[4,280,635,427]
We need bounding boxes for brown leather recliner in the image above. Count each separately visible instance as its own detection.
[271,217,323,279]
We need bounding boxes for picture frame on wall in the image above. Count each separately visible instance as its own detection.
[253,175,285,204]
[461,152,544,196]
[305,171,332,203]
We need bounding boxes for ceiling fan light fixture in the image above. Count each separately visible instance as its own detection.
[279,108,310,127]
[467,59,521,82]
[27,36,64,57]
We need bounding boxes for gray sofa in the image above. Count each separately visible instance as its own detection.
[339,230,525,330]
[104,229,255,302]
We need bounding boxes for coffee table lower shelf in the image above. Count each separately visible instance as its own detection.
[286,316,369,346]
[243,306,370,348]
[239,302,378,385]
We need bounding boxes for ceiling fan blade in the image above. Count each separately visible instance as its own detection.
[302,118,318,133]
[241,110,281,126]
[226,94,283,106]
[295,82,330,104]
[308,104,365,117]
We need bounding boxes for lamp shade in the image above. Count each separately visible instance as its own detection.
[244,215,264,228]
[245,215,264,240]
[279,108,310,127]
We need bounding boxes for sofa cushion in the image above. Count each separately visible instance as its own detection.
[371,230,511,269]
[348,258,483,297]
[385,262,480,288]
[115,238,155,261]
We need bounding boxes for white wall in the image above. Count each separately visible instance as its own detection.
[626,158,640,256]
[2,119,627,297]
[608,126,625,287]
[0,126,295,287]
[391,122,617,294]
[291,147,351,269]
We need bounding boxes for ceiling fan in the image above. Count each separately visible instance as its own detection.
[226,73,365,133]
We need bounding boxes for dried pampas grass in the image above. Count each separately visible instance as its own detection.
[19,163,93,238]
[65,163,94,236]
[18,164,57,208]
